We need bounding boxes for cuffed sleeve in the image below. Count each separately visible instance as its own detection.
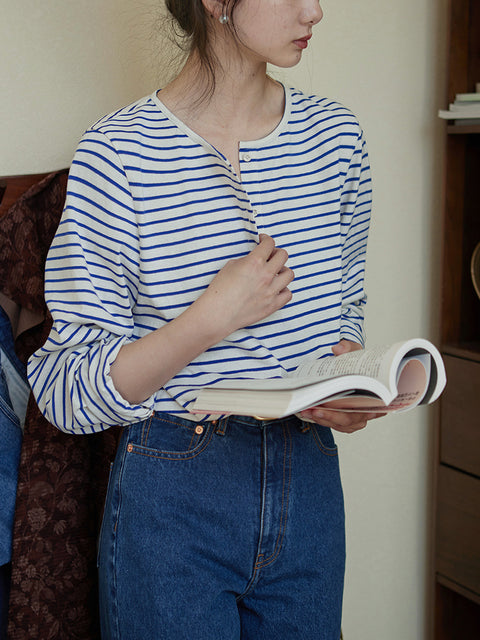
[28,130,153,434]
[339,127,371,347]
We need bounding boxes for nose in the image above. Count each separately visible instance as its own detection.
[304,1,323,25]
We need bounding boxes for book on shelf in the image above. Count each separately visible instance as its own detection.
[439,87,480,123]
[191,338,447,419]
[450,118,480,126]
[449,102,480,112]
[438,109,480,120]
[454,90,480,102]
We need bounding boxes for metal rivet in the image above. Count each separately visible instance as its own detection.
[195,425,204,435]
[127,444,133,452]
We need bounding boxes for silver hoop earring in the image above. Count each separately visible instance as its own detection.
[219,14,229,24]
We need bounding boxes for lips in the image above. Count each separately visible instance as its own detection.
[293,34,312,49]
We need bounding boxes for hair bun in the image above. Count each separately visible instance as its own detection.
[165,0,194,34]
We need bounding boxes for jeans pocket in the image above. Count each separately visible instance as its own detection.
[127,412,214,460]
[309,423,339,457]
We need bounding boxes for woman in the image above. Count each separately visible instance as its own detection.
[28,1,382,637]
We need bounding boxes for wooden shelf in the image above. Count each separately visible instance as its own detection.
[433,0,480,637]
[436,466,480,594]
[436,575,480,608]
[447,124,480,134]
[441,342,480,362]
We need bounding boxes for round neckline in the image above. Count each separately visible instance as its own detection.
[151,83,291,152]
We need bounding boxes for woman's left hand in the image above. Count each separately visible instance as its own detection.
[299,339,386,434]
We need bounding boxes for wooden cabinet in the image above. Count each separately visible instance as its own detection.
[433,0,480,636]
[440,354,480,477]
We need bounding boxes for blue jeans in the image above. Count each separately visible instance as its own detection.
[98,413,345,639]
[0,307,28,638]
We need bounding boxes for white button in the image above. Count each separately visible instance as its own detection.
[252,209,258,218]
[242,153,251,162]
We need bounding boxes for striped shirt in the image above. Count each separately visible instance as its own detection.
[27,85,372,435]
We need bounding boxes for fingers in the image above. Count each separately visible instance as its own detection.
[256,235,293,276]
[331,339,363,356]
[254,235,288,271]
[255,234,277,261]
[274,265,295,294]
[251,235,294,293]
[300,407,386,434]
[313,409,369,433]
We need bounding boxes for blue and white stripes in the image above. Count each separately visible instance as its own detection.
[28,85,372,434]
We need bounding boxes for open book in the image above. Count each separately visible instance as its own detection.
[191,338,446,419]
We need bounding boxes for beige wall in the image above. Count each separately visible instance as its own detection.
[280,1,447,638]
[1,1,447,638]
[0,0,166,174]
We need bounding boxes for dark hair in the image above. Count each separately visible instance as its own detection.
[165,0,243,95]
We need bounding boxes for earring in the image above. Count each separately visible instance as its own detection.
[219,13,229,24]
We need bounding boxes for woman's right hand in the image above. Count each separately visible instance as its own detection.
[202,234,294,335]
[110,235,293,404]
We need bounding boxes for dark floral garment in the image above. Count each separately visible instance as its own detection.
[0,173,119,640]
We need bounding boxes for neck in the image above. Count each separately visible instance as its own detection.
[158,51,286,169]
[167,52,273,119]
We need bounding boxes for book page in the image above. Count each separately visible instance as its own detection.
[295,343,395,382]
[319,357,429,412]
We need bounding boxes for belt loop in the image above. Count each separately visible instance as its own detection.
[140,412,154,446]
[299,420,311,433]
[214,417,228,436]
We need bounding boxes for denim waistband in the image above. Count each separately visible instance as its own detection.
[216,414,299,427]
[144,412,310,439]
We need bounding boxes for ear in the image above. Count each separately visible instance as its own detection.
[201,0,226,21]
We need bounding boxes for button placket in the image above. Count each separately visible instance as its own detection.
[240,148,262,228]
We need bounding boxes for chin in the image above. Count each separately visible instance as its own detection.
[268,50,303,68]
[272,57,303,70]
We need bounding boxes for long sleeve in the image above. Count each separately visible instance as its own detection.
[338,127,372,346]
[27,131,154,434]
